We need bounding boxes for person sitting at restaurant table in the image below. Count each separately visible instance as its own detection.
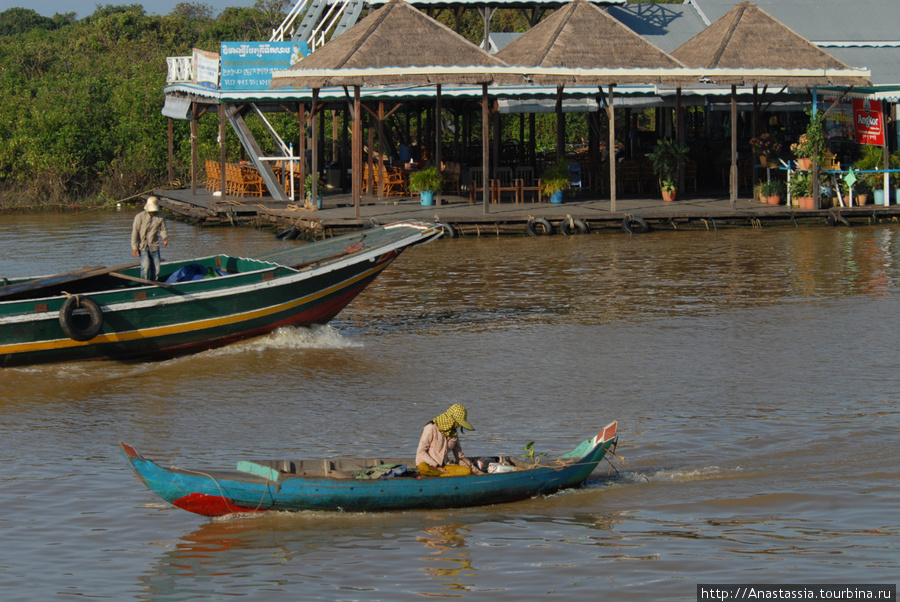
[416,404,484,477]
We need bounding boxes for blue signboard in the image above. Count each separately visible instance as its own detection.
[220,41,307,90]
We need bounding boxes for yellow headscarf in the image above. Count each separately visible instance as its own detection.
[433,404,474,438]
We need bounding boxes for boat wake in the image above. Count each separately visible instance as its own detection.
[207,325,363,356]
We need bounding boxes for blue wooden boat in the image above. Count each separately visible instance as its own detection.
[0,221,441,366]
[120,421,618,516]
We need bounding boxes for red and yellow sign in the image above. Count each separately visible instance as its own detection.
[853,99,885,145]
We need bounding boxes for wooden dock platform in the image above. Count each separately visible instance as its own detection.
[154,187,900,238]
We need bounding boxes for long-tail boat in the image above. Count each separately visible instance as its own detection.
[120,422,618,516]
[0,221,441,366]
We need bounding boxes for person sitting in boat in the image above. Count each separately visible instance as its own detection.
[131,196,168,281]
[416,404,484,477]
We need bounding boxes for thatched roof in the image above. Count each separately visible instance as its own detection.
[671,1,871,86]
[271,0,514,88]
[495,0,691,86]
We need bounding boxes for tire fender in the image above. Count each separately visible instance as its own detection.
[441,223,458,238]
[59,295,104,342]
[560,217,591,235]
[526,217,554,236]
[622,215,651,234]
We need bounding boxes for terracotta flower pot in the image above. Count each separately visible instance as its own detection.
[662,189,677,202]
[796,158,812,171]
[767,195,782,205]
[857,193,869,205]
[797,196,814,210]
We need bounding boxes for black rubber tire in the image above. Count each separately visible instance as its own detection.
[59,295,104,342]
[275,226,298,240]
[622,215,651,234]
[441,223,458,238]
[526,217,553,236]
[559,218,591,235]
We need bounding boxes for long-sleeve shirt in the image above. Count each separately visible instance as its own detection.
[415,422,470,468]
[131,212,168,252]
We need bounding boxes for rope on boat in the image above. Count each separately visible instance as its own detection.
[603,449,650,483]
[176,467,274,514]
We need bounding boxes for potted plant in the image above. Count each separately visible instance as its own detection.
[305,173,323,210]
[761,179,785,205]
[754,182,767,203]
[855,178,871,205]
[649,138,689,201]
[790,110,826,171]
[853,145,900,205]
[540,161,570,204]
[750,133,782,167]
[408,166,443,206]
[790,170,814,209]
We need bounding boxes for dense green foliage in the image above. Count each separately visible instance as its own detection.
[0,2,292,207]
[0,0,670,207]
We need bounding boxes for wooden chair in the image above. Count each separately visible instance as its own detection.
[240,165,265,197]
[442,161,460,195]
[491,167,518,204]
[515,166,542,203]
[224,163,245,196]
[370,165,405,197]
[468,167,486,204]
[205,160,220,191]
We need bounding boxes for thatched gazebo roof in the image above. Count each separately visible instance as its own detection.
[271,0,513,88]
[671,1,871,86]
[495,0,690,86]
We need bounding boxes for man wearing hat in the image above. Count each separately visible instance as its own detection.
[416,404,484,477]
[131,196,168,281]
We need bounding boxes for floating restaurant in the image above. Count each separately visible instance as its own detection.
[156,0,900,236]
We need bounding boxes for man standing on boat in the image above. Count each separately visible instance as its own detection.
[131,197,168,281]
[416,404,484,477]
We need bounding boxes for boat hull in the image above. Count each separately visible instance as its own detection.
[0,221,441,366]
[121,422,618,516]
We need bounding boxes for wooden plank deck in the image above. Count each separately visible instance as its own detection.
[155,186,900,237]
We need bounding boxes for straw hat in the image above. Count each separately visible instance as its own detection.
[144,197,159,212]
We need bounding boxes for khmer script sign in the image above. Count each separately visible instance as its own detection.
[220,41,307,90]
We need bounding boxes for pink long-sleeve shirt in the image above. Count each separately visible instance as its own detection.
[415,423,470,468]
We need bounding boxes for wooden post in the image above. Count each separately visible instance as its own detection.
[676,87,684,192]
[556,86,565,164]
[731,85,738,207]
[353,86,362,218]
[190,101,198,195]
[299,102,306,200]
[600,85,617,212]
[367,115,375,196]
[378,102,385,201]
[482,83,490,214]
[312,89,319,207]
[219,104,226,195]
[436,84,442,206]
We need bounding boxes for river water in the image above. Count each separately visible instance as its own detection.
[1,211,897,600]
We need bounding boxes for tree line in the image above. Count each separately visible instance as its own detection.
[0,1,669,209]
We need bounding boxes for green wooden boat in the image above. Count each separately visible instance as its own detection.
[0,221,442,367]
[121,421,618,516]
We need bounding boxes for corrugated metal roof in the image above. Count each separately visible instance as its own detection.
[692,0,900,43]
[607,3,707,54]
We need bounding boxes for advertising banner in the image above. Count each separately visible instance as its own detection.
[853,98,885,146]
[192,48,220,90]
[220,41,307,90]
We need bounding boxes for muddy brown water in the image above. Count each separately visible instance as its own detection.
[1,212,897,600]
